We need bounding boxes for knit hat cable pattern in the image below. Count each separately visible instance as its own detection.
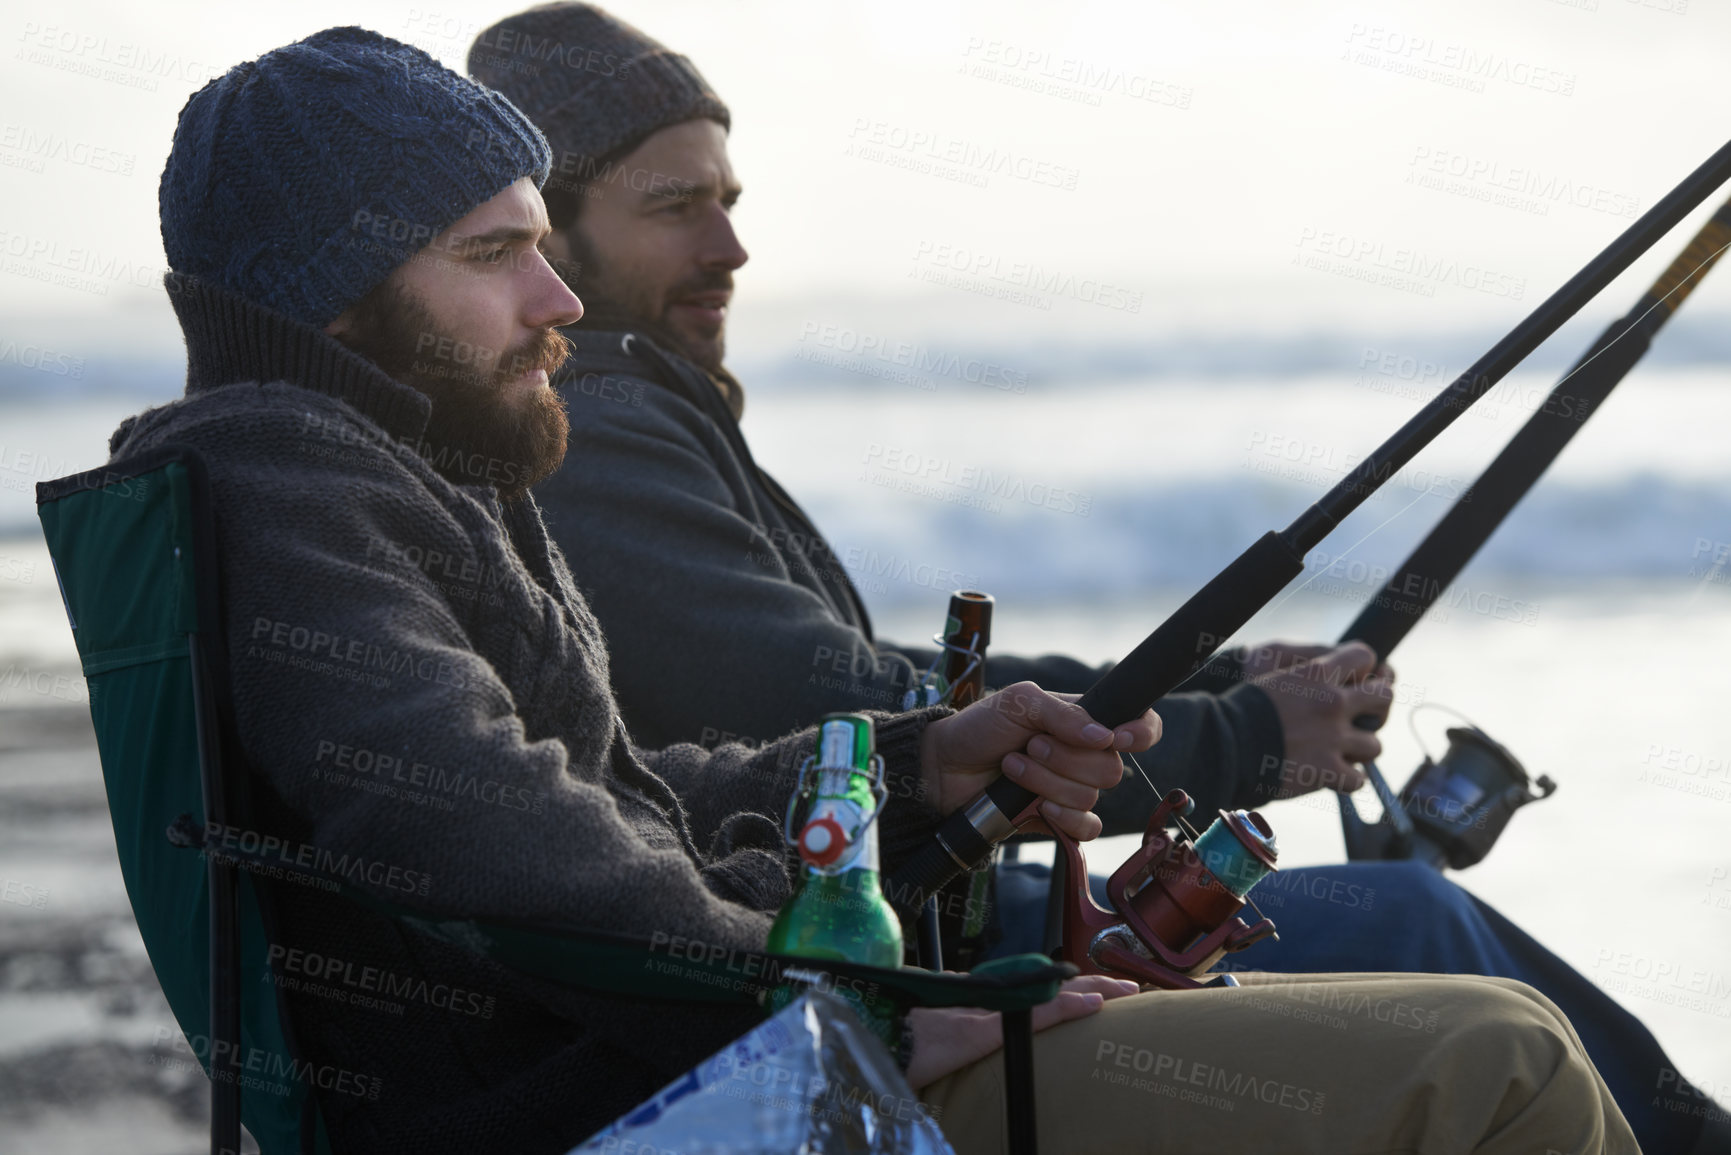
[467,3,728,169]
[160,26,552,328]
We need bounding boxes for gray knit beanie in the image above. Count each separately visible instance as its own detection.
[467,4,729,176]
[160,26,552,328]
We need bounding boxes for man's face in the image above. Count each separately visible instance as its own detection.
[328,177,585,499]
[546,119,746,372]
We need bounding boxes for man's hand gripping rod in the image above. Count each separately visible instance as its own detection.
[887,138,1731,909]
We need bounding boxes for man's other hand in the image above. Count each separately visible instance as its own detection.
[920,682,1161,842]
[1251,642,1395,798]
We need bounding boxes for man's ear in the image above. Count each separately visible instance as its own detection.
[324,310,354,339]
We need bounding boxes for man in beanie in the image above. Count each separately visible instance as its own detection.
[469,7,1722,1152]
[114,25,1636,1155]
[461,4,1399,955]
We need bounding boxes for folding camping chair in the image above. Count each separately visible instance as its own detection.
[36,444,1062,1155]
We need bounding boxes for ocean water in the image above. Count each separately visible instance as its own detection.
[741,365,1731,601]
[2,368,1729,1143]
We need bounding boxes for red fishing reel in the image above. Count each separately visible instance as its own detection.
[1048,790,1279,990]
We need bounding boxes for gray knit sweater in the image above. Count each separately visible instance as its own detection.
[111,276,943,1152]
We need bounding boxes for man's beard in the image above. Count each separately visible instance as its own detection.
[565,229,731,373]
[337,279,572,501]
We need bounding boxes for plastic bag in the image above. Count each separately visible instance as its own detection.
[570,988,955,1154]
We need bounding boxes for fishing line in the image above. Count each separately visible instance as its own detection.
[1120,747,1272,928]
[1404,702,1483,769]
[1262,483,1443,618]
[1227,230,1731,648]
[1532,235,1731,398]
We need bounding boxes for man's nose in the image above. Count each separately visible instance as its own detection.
[700,204,749,271]
[523,247,584,330]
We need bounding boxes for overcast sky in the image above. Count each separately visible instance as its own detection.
[3,0,1730,366]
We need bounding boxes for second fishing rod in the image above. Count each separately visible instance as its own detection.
[1325,190,1731,867]
[888,136,1731,909]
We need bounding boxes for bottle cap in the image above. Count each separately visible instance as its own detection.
[798,815,848,868]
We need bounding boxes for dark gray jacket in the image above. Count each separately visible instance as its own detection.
[111,278,943,1153]
[539,329,1284,827]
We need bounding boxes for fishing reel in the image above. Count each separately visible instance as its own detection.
[1339,722,1556,870]
[1048,789,1279,990]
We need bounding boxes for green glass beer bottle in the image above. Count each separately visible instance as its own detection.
[766,713,903,1045]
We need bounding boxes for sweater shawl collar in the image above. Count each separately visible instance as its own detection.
[165,272,432,443]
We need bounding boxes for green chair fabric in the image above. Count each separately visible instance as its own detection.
[38,447,315,1154]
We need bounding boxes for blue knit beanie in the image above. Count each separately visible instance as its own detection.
[160,27,552,328]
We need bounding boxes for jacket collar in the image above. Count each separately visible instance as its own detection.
[559,326,645,374]
[165,272,431,443]
[558,326,745,422]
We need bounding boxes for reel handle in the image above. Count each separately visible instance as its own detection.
[1342,698,1414,854]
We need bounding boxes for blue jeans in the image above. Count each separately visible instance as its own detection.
[989,858,1718,1154]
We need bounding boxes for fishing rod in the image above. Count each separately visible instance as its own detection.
[888,137,1731,910]
[1351,197,1731,658]
[1331,192,1731,867]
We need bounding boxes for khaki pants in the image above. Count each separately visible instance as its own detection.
[921,972,1638,1155]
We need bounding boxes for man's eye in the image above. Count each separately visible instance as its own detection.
[478,248,509,265]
